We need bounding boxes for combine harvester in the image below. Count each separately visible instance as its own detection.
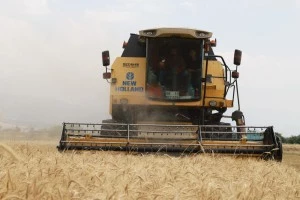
[57,28,282,161]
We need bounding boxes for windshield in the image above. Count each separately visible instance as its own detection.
[146,37,203,101]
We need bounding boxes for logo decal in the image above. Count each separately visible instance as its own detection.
[123,63,139,68]
[126,72,134,80]
[115,72,143,92]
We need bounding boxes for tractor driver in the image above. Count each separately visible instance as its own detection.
[186,49,201,90]
[159,46,190,94]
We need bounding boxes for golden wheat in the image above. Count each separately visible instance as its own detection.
[0,143,21,161]
[0,140,299,200]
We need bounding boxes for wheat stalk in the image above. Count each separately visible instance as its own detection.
[0,143,21,161]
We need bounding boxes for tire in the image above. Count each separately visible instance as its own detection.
[274,135,283,162]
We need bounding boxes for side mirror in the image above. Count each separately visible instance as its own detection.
[234,49,242,66]
[210,38,217,47]
[102,50,110,66]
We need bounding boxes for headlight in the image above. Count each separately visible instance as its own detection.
[120,98,128,104]
[209,101,217,107]
[143,30,156,36]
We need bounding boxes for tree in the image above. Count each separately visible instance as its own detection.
[286,135,300,144]
[276,132,300,144]
[275,132,286,143]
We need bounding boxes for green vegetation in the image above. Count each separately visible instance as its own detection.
[277,133,300,144]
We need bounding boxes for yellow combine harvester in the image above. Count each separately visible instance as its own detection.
[57,27,282,161]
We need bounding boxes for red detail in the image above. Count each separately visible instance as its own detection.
[147,85,163,97]
[103,72,111,79]
[232,71,239,79]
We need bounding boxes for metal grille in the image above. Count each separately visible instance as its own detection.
[58,122,276,156]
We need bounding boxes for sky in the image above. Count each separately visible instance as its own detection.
[0,0,300,136]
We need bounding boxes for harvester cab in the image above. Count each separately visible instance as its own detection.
[58,28,282,161]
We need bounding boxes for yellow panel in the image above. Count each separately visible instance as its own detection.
[108,58,233,108]
[110,57,146,97]
[202,60,226,98]
[202,60,225,90]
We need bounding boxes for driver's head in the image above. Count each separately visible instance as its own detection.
[189,50,196,57]
[189,50,197,59]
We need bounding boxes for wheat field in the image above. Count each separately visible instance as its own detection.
[0,140,300,200]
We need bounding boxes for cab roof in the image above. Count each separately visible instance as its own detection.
[139,27,212,39]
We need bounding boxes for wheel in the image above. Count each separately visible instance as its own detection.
[274,135,283,162]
